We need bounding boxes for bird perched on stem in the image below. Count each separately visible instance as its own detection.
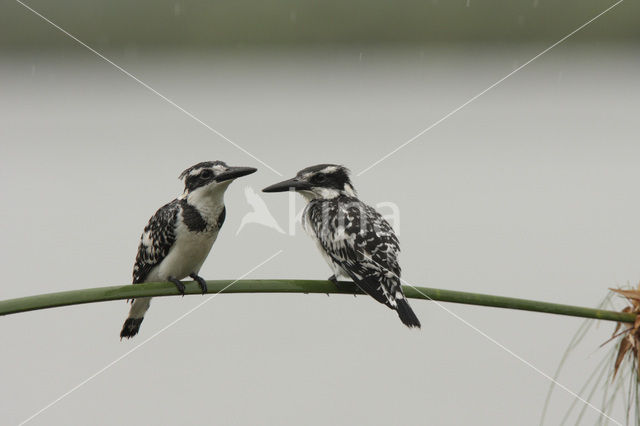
[120,161,257,339]
[263,164,420,328]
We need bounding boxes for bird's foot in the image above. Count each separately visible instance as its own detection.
[327,275,338,296]
[189,273,208,295]
[168,276,186,296]
[329,275,358,296]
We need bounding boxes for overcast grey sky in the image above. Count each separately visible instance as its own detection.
[1,5,640,424]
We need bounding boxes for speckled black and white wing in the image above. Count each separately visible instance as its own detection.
[304,196,400,303]
[132,200,180,284]
[304,196,420,327]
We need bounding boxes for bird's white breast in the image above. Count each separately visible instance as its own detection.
[149,222,218,282]
[151,185,227,281]
[303,204,349,279]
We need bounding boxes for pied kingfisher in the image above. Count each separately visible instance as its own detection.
[263,164,421,328]
[120,161,257,339]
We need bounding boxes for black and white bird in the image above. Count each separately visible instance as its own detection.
[120,161,257,339]
[263,164,421,328]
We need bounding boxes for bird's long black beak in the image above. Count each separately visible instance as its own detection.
[216,166,257,182]
[262,177,311,193]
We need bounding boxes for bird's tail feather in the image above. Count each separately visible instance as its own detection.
[120,317,144,339]
[396,298,421,328]
[120,297,151,339]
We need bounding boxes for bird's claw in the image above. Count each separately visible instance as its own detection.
[190,273,208,295]
[328,275,359,296]
[168,276,186,296]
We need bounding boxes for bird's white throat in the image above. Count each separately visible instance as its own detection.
[182,180,231,217]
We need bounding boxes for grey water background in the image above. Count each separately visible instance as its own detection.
[1,0,640,425]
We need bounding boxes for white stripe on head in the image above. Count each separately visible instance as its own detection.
[343,183,356,197]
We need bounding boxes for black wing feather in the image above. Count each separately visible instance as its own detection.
[306,196,402,308]
[132,200,179,284]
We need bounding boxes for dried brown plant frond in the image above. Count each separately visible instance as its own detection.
[609,284,640,381]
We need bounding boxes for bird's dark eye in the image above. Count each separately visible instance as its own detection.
[200,170,214,180]
[311,174,327,184]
